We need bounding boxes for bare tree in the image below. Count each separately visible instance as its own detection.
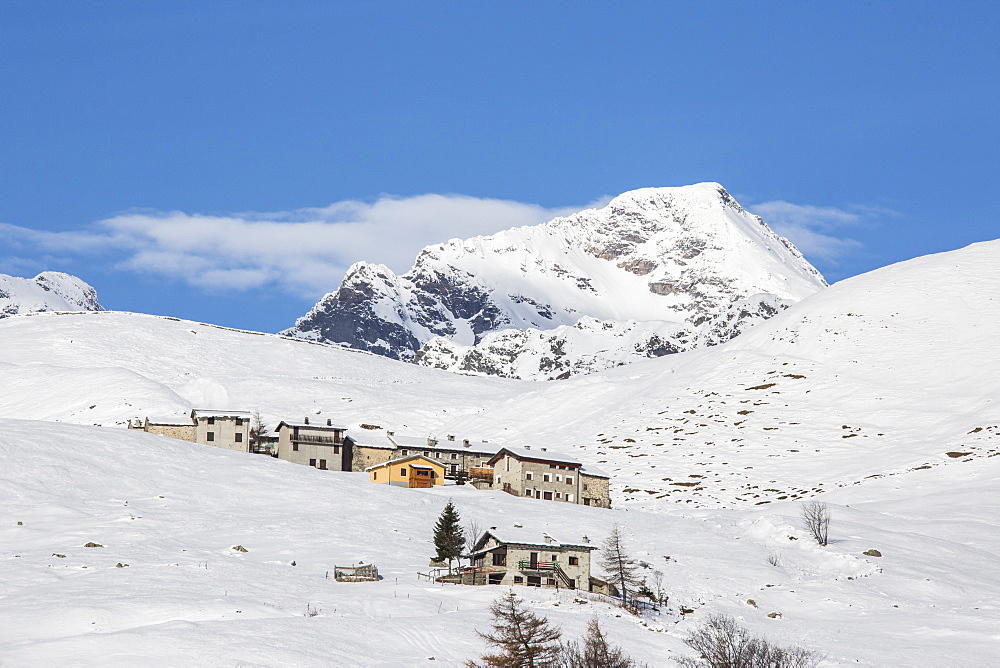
[467,591,562,667]
[560,617,644,668]
[677,614,821,668]
[801,501,831,546]
[465,520,484,560]
[249,409,268,452]
[600,524,644,606]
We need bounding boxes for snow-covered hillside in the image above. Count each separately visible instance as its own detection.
[2,418,998,666]
[285,183,825,379]
[1,240,996,514]
[2,239,1000,664]
[0,271,103,317]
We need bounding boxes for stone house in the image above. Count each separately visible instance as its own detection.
[129,409,251,453]
[345,432,396,472]
[487,446,611,508]
[366,455,445,488]
[191,409,252,452]
[464,529,597,589]
[389,433,497,479]
[129,415,196,442]
[275,417,349,470]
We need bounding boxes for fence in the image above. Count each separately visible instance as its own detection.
[334,563,379,582]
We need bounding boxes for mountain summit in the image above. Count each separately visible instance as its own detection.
[0,271,103,318]
[284,183,826,378]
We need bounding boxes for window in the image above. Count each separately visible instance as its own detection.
[524,489,532,497]
[492,552,506,566]
[309,458,316,467]
[451,453,457,459]
[583,483,589,491]
[207,432,215,442]
[488,573,504,585]
[423,451,429,457]
[400,467,407,476]
[292,443,299,451]
[235,418,243,426]
[207,417,215,425]
[543,474,551,482]
[549,464,556,469]
[525,472,533,481]
[235,433,243,442]
[373,471,379,480]
[513,576,523,583]
[333,445,340,454]
[543,491,553,500]
[555,492,562,499]
[566,476,573,485]
[319,459,327,470]
[417,470,429,476]
[551,554,558,562]
[568,556,579,566]
[546,578,556,586]
[401,449,408,456]
[555,475,562,482]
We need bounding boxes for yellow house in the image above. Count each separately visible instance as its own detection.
[366,455,445,488]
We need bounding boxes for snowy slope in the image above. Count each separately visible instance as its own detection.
[0,271,103,317]
[2,419,998,666]
[285,183,825,379]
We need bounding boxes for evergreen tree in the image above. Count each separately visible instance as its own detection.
[560,617,643,668]
[468,592,562,668]
[599,524,643,606]
[432,499,465,572]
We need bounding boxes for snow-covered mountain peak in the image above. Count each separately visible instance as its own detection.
[285,184,826,377]
[0,271,103,318]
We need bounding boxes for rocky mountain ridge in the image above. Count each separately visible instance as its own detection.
[285,183,826,379]
[0,271,103,318]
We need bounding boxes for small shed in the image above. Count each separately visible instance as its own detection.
[366,455,445,488]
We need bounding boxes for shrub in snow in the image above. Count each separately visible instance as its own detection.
[83,542,103,548]
[801,501,831,546]
[677,614,821,667]
[863,549,882,557]
[232,545,248,552]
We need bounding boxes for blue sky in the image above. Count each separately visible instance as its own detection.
[1,1,997,332]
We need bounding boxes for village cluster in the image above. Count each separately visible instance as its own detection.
[128,409,618,597]
[128,409,612,508]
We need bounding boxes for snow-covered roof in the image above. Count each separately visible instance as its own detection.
[345,433,396,450]
[488,446,581,466]
[580,465,610,479]
[386,434,434,448]
[390,434,497,454]
[145,415,193,426]
[470,527,596,555]
[190,409,252,419]
[276,420,347,431]
[363,454,442,471]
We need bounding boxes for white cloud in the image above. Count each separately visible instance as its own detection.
[0,194,607,297]
[747,200,871,262]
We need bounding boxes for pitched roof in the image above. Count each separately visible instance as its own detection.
[390,434,498,455]
[364,454,443,471]
[487,446,582,467]
[580,465,611,479]
[190,409,252,419]
[470,528,596,555]
[276,420,347,431]
[345,433,396,450]
[145,415,193,426]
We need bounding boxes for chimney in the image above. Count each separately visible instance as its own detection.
[582,535,590,544]
[540,447,547,452]
[327,418,332,426]
[447,434,455,441]
[524,445,531,450]
[544,534,555,544]
[387,430,394,436]
[304,417,309,425]
[463,439,470,448]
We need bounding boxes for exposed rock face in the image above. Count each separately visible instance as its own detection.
[285,183,826,379]
[0,272,103,318]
